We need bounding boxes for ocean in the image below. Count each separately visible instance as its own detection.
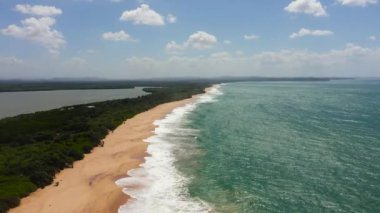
[117,80,380,212]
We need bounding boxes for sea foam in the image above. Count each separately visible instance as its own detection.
[116,85,223,213]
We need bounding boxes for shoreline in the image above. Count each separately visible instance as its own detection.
[9,88,208,213]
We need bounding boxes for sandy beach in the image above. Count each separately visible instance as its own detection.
[9,94,200,213]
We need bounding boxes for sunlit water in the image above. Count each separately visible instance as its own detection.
[118,80,380,212]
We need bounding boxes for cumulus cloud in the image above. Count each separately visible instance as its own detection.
[166,14,177,24]
[1,17,65,54]
[166,41,185,54]
[126,44,380,78]
[184,31,218,50]
[290,28,334,38]
[120,4,165,26]
[166,31,218,54]
[337,0,378,7]
[284,0,327,17]
[244,34,259,40]
[15,4,62,16]
[369,35,376,41]
[102,31,135,41]
[0,56,23,65]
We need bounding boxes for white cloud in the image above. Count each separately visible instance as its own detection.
[244,34,259,40]
[337,0,377,7]
[102,31,135,41]
[369,35,376,41]
[0,56,23,65]
[166,14,177,24]
[120,4,165,26]
[290,28,334,38]
[165,31,218,54]
[166,41,185,54]
[15,4,62,16]
[8,44,378,79]
[1,17,65,54]
[184,31,218,50]
[125,44,380,78]
[284,0,327,17]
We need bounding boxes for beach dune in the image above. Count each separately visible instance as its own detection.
[10,98,194,213]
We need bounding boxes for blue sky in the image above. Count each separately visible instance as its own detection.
[0,0,379,79]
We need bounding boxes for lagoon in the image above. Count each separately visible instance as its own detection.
[0,87,148,119]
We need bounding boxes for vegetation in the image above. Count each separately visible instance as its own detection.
[0,81,135,92]
[0,83,209,212]
[0,77,342,92]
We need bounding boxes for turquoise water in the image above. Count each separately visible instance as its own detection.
[117,80,380,212]
[175,81,380,212]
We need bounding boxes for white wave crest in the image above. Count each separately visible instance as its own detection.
[116,85,223,213]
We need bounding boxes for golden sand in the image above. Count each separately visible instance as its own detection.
[10,96,198,213]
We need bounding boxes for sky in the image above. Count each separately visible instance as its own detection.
[0,0,379,79]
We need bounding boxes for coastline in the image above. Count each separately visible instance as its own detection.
[9,88,208,213]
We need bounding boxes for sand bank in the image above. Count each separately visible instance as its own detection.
[10,93,202,213]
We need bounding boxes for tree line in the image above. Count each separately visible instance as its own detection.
[0,83,209,212]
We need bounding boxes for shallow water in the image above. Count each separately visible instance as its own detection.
[118,80,380,212]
